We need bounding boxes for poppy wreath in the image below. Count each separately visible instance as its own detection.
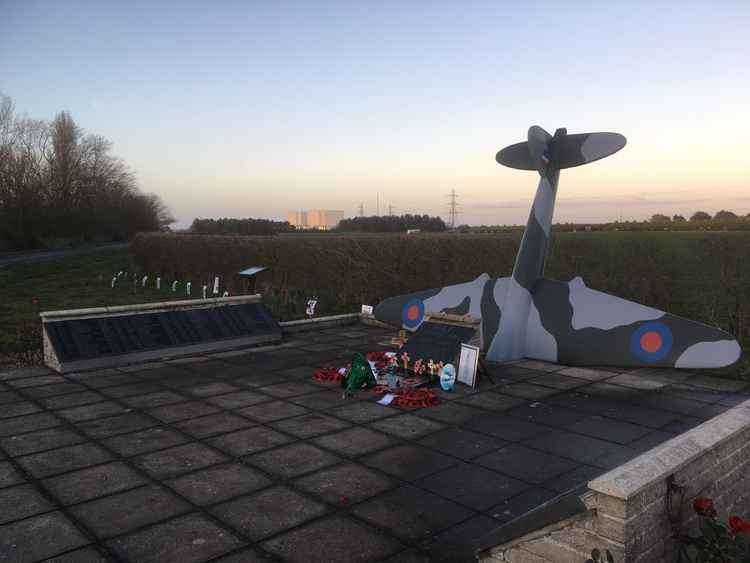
[676,497,750,561]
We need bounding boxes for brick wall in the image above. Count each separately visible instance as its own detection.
[481,399,750,563]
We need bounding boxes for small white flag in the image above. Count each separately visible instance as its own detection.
[117,271,124,278]
[172,281,178,292]
[213,276,220,295]
[156,277,161,290]
[141,275,148,288]
[186,282,191,296]
[111,276,117,288]
[202,285,208,299]
[222,291,229,297]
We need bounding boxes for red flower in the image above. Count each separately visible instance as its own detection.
[729,516,750,535]
[693,497,716,517]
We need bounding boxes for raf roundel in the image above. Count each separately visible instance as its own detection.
[630,321,673,363]
[401,298,425,330]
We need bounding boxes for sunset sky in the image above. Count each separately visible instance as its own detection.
[2,0,748,227]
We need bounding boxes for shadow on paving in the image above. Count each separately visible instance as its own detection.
[0,324,747,562]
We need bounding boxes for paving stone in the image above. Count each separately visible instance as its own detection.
[476,443,578,484]
[1,426,86,457]
[0,412,60,437]
[353,484,474,541]
[57,401,129,423]
[0,391,22,405]
[76,412,158,439]
[39,546,112,562]
[487,487,559,522]
[628,429,677,453]
[100,382,163,398]
[543,464,603,493]
[148,401,221,423]
[210,548,276,562]
[608,373,670,390]
[247,443,340,479]
[506,403,588,427]
[432,383,479,402]
[0,461,24,488]
[70,484,191,538]
[488,365,545,381]
[106,513,245,563]
[262,514,401,563]
[294,462,393,505]
[42,461,148,505]
[0,483,56,523]
[185,382,241,397]
[0,401,41,419]
[463,414,548,442]
[513,361,561,373]
[212,486,328,541]
[636,392,711,416]
[564,415,652,444]
[556,367,614,382]
[528,373,589,391]
[7,375,67,388]
[663,384,727,404]
[416,462,529,511]
[419,428,506,461]
[174,412,255,438]
[455,392,525,412]
[496,383,562,400]
[122,390,188,409]
[271,412,351,438]
[583,382,648,402]
[596,446,640,469]
[73,373,136,388]
[236,400,309,422]
[166,462,272,505]
[157,375,212,390]
[369,414,445,440]
[328,401,399,423]
[209,425,294,457]
[0,367,53,381]
[686,375,748,393]
[288,390,347,410]
[362,445,458,481]
[660,415,705,434]
[427,514,501,562]
[523,429,632,467]
[103,427,190,457]
[207,390,273,409]
[312,427,395,457]
[231,372,288,388]
[693,403,731,420]
[258,381,322,398]
[17,442,113,478]
[0,511,89,561]
[275,365,318,380]
[417,402,482,425]
[40,391,106,410]
[133,442,228,479]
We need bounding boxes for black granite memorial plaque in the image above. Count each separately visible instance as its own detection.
[400,321,477,365]
[44,302,281,371]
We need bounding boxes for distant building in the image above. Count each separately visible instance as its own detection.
[287,209,343,230]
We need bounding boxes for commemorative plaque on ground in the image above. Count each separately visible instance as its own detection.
[41,295,281,373]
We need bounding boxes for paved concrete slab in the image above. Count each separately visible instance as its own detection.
[0,323,745,561]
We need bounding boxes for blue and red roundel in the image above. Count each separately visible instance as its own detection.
[630,321,673,363]
[401,298,425,330]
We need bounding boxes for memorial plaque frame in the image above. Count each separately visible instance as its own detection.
[41,295,281,373]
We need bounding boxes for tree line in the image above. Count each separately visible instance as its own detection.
[335,214,447,233]
[0,93,173,250]
[190,217,296,236]
[650,210,749,223]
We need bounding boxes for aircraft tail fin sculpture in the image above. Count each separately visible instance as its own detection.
[373,126,741,369]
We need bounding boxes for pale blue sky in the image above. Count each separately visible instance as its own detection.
[2,0,749,227]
